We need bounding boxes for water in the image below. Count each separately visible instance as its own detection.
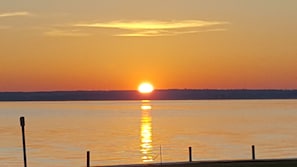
[1,100,297,167]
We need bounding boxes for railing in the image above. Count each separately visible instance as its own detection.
[86,145,259,167]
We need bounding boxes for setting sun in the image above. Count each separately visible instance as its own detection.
[138,83,154,94]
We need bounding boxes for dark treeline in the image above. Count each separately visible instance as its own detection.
[0,90,297,101]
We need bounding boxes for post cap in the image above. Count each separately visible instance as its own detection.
[20,117,25,126]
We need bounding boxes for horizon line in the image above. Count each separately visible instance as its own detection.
[1,89,297,93]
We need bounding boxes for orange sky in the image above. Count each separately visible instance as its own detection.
[0,0,297,91]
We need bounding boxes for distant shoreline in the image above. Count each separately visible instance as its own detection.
[0,89,297,101]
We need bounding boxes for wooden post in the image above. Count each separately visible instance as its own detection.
[20,117,27,167]
[87,151,90,167]
[252,145,256,160]
[160,145,163,166]
[189,147,192,162]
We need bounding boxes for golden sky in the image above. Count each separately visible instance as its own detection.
[0,0,297,91]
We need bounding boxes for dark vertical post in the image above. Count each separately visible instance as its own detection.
[189,147,192,162]
[20,117,27,167]
[160,145,163,166]
[87,151,90,167]
[252,145,256,160]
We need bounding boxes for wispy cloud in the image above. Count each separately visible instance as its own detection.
[44,29,90,37]
[75,20,226,30]
[0,11,31,18]
[0,25,11,29]
[116,29,228,37]
[74,20,229,37]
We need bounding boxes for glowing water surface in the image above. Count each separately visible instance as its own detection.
[1,100,297,167]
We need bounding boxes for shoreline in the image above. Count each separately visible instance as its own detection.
[1,89,297,101]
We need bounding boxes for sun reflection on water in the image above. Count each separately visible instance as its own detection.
[140,101,153,162]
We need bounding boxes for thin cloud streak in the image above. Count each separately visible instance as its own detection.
[44,29,90,37]
[116,29,228,37]
[0,11,31,18]
[75,20,228,30]
[74,20,229,37]
[0,26,11,29]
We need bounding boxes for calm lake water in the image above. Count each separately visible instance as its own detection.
[1,100,297,167]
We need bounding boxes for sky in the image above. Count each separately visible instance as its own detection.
[0,0,297,91]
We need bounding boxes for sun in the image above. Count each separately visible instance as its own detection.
[138,82,154,94]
